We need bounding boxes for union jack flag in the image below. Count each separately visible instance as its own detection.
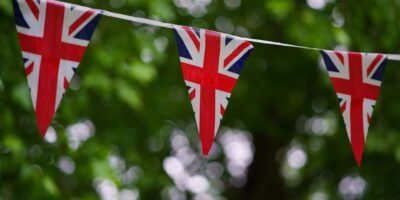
[320,50,388,166]
[13,0,101,136]
[174,25,254,155]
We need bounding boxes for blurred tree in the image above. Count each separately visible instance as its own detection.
[1,0,400,199]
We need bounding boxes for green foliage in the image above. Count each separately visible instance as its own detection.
[1,0,400,199]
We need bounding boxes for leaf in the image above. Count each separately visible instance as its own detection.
[128,61,157,85]
[115,80,142,110]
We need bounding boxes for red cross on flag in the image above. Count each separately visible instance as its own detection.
[13,0,101,136]
[321,50,388,166]
[173,25,254,155]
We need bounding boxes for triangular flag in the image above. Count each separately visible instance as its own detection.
[320,50,388,166]
[173,25,254,155]
[13,0,101,136]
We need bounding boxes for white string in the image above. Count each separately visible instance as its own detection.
[100,7,400,61]
[102,11,173,29]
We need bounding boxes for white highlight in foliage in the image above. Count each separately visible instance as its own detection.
[164,156,185,177]
[66,119,95,150]
[339,176,366,199]
[44,126,57,143]
[163,187,186,200]
[94,178,140,200]
[194,193,214,200]
[119,189,139,200]
[57,156,75,175]
[205,162,224,179]
[219,129,254,178]
[305,116,330,135]
[186,175,209,194]
[94,179,119,200]
[287,146,307,169]
[332,8,345,27]
[109,154,126,173]
[171,131,190,151]
[173,0,212,17]
[307,0,327,10]
[311,191,328,200]
[224,0,241,9]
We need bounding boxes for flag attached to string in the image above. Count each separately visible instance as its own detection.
[320,50,388,166]
[173,25,254,155]
[13,0,101,136]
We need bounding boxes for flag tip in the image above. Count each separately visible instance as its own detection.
[353,150,363,168]
[36,113,53,138]
[39,128,47,138]
[201,142,213,156]
[355,156,363,168]
[37,122,49,138]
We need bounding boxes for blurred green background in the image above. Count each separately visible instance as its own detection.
[2,0,400,199]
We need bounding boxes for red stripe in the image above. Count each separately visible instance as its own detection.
[181,62,237,93]
[69,10,94,35]
[348,52,365,166]
[330,77,380,100]
[198,30,221,155]
[335,51,344,65]
[18,33,86,62]
[220,105,225,116]
[26,0,39,20]
[183,26,201,51]
[17,1,90,137]
[189,89,196,100]
[366,54,383,77]
[25,62,34,76]
[35,3,67,136]
[179,30,240,155]
[63,77,69,90]
[17,33,41,53]
[328,51,383,166]
[340,102,346,113]
[224,42,251,67]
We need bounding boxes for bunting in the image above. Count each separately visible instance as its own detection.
[320,50,388,166]
[10,0,399,166]
[13,0,101,136]
[173,25,254,155]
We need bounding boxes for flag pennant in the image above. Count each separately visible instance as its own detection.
[320,50,388,166]
[173,25,254,155]
[13,0,101,136]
